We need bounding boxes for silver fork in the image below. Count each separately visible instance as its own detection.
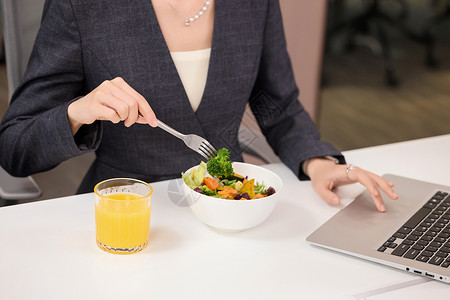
[156,119,218,161]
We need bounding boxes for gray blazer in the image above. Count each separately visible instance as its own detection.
[0,0,344,193]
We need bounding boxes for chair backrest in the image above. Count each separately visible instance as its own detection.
[1,0,45,100]
[0,0,44,200]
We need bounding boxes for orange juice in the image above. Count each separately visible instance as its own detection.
[95,192,151,253]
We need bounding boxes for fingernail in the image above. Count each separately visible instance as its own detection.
[331,197,339,205]
[380,203,386,212]
[151,119,158,127]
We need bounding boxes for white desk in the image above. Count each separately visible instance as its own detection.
[1,135,450,299]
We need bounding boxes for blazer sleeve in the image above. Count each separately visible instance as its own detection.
[0,0,101,177]
[249,0,345,180]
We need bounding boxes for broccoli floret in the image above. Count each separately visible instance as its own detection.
[198,185,217,196]
[207,148,233,179]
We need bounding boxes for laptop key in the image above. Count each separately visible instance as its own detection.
[438,232,450,239]
[420,222,432,228]
[429,227,441,233]
[412,244,424,251]
[406,234,419,241]
[440,246,450,253]
[403,207,432,229]
[421,250,433,257]
[412,230,424,236]
[393,232,407,239]
[429,256,444,265]
[436,251,448,258]
[432,193,445,201]
[439,217,449,224]
[425,217,437,223]
[417,240,429,246]
[434,222,446,228]
[391,244,409,256]
[421,235,433,241]
[388,243,397,249]
[403,239,415,245]
[425,231,437,237]
[417,226,428,232]
[423,202,437,209]
[437,204,449,211]
[417,255,430,262]
[425,246,438,252]
[433,209,444,215]
[430,241,443,248]
[397,227,412,234]
[434,237,447,243]
[404,249,420,259]
[377,246,387,252]
[442,262,450,268]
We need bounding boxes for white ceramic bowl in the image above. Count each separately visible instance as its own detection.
[182,162,282,232]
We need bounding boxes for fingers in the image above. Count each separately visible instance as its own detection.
[308,161,398,213]
[110,78,158,127]
[346,166,398,212]
[73,77,157,128]
[313,183,340,206]
[355,171,386,212]
[103,80,139,127]
[372,175,398,200]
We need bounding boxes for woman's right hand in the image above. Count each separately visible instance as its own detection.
[67,77,157,134]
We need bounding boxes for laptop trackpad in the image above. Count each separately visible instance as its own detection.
[306,174,447,254]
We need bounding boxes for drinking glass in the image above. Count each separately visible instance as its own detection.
[94,178,153,254]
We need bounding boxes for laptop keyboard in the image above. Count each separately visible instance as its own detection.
[377,191,450,268]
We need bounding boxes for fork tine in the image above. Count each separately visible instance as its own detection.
[202,141,217,157]
[199,144,215,159]
[204,140,218,153]
[197,148,210,161]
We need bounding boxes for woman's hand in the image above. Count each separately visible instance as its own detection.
[67,77,157,134]
[305,158,399,212]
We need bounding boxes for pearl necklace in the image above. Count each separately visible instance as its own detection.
[165,0,212,27]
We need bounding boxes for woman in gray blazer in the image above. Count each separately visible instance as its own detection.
[0,0,397,211]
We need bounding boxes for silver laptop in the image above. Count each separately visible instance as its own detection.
[306,174,450,283]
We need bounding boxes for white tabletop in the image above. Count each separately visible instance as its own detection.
[1,135,450,299]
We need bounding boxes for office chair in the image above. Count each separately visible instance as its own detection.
[326,0,426,86]
[422,0,450,67]
[238,126,281,164]
[0,0,45,201]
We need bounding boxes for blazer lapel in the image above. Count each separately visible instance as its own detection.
[140,0,208,136]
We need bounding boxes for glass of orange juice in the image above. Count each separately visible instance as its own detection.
[94,178,153,254]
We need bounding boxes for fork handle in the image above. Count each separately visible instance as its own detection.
[157,119,187,141]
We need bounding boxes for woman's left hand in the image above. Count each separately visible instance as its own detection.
[305,158,399,212]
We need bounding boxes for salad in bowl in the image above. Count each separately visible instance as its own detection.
[182,148,277,201]
[182,148,282,232]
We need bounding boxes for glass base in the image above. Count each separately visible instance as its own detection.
[97,240,148,254]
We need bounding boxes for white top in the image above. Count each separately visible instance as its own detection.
[170,48,211,112]
[2,135,450,299]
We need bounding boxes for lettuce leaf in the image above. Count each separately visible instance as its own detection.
[182,161,207,189]
[254,181,266,194]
